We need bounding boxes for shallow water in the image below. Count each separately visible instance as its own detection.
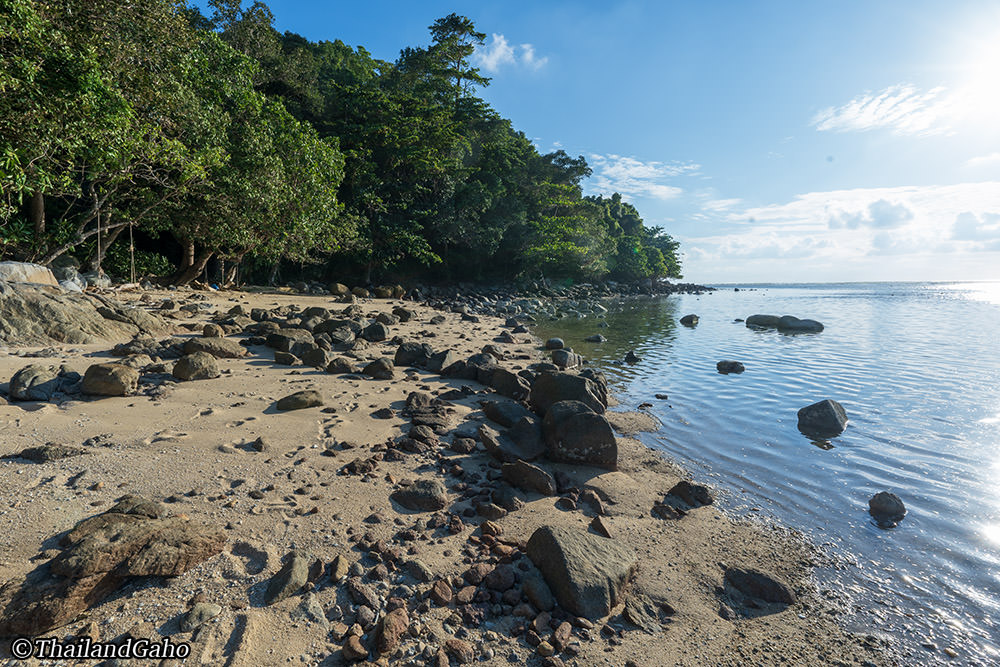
[533,282,1000,665]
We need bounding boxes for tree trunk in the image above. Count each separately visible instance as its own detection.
[29,191,45,236]
[170,241,213,285]
[88,223,123,272]
[268,261,280,286]
[223,253,245,287]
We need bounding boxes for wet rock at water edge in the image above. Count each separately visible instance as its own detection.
[723,566,796,605]
[716,360,745,374]
[624,350,641,364]
[584,334,606,343]
[869,491,906,527]
[797,399,848,439]
[679,314,699,327]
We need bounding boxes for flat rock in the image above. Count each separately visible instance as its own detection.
[502,460,557,496]
[391,479,448,511]
[624,593,662,634]
[276,390,324,411]
[526,525,637,619]
[479,423,544,463]
[264,550,311,605]
[0,496,225,635]
[724,567,796,605]
[182,337,247,359]
[180,602,221,632]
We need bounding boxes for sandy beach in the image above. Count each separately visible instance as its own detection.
[0,287,895,666]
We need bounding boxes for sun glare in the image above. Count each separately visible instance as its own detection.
[953,29,1000,126]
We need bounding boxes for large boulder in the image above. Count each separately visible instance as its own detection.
[479,423,545,463]
[481,400,534,428]
[489,368,530,399]
[0,496,225,636]
[394,342,435,367]
[81,364,138,396]
[9,364,77,401]
[0,261,58,286]
[502,460,557,496]
[529,371,607,416]
[542,400,617,469]
[526,525,637,619]
[0,281,167,346]
[797,399,848,438]
[777,315,823,333]
[265,328,314,352]
[745,314,782,329]
[172,352,219,381]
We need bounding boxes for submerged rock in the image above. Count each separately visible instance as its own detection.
[797,399,848,438]
[716,360,745,374]
[679,314,699,327]
[869,491,906,526]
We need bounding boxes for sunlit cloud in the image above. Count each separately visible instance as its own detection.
[966,153,1000,169]
[585,154,699,201]
[473,34,548,73]
[812,84,954,136]
[688,182,1000,265]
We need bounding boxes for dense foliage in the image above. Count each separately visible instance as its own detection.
[0,0,682,284]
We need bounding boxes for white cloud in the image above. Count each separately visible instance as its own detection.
[688,182,1000,265]
[473,33,515,73]
[966,153,1000,169]
[702,198,743,212]
[812,84,954,136]
[473,34,547,73]
[520,44,548,70]
[585,154,699,201]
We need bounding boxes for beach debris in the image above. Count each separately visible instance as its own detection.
[797,399,848,438]
[526,525,637,619]
[869,491,906,527]
[716,360,745,374]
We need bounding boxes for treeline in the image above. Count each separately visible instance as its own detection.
[0,0,682,286]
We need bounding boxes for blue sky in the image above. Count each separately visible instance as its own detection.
[203,1,1000,283]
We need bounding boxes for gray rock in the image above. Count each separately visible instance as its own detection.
[869,491,906,525]
[502,460,557,496]
[81,363,138,396]
[264,551,311,605]
[9,364,69,401]
[797,399,848,438]
[479,423,544,464]
[526,525,637,619]
[265,328,314,352]
[489,368,531,399]
[394,342,434,367]
[290,593,328,629]
[522,573,555,612]
[624,593,661,634]
[301,347,333,369]
[180,602,221,632]
[679,314,699,327]
[481,400,534,428]
[361,322,389,342]
[745,314,783,329]
[541,400,617,469]
[545,338,565,350]
[326,357,354,374]
[426,349,458,373]
[716,360,745,374]
[551,349,583,369]
[362,358,395,380]
[778,315,823,333]
[584,334,606,343]
[724,567,796,605]
[391,479,448,511]
[14,444,87,463]
[529,371,607,416]
[276,390,324,411]
[274,351,298,365]
[172,352,219,381]
[182,337,247,359]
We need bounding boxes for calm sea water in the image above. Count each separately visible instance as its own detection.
[533,282,1000,665]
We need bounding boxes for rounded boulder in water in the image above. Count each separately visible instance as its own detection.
[796,399,848,438]
[869,491,906,527]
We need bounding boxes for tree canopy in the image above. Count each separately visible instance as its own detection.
[0,0,682,285]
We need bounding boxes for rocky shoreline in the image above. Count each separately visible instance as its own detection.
[0,282,894,666]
